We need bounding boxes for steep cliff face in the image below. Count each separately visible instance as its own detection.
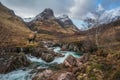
[0,2,32,47]
[56,15,79,31]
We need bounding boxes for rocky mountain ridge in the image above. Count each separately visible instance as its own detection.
[27,8,79,35]
[82,7,120,30]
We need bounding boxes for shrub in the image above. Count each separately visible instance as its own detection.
[112,70,120,80]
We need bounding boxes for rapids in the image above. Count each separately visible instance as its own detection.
[0,47,81,80]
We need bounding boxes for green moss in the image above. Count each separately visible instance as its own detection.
[86,66,93,74]
[90,76,97,80]
[112,51,120,60]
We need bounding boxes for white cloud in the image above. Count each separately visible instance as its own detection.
[69,0,96,19]
[0,0,120,19]
[0,0,74,18]
[97,4,104,12]
[0,0,97,19]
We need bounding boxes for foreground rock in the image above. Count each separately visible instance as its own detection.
[25,46,63,63]
[60,40,97,53]
[27,47,56,62]
[57,72,76,80]
[32,69,77,80]
[41,53,55,62]
[0,52,31,74]
[32,55,86,80]
[33,69,53,80]
[63,55,83,68]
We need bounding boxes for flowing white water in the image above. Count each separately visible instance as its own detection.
[0,47,81,80]
[53,47,80,64]
[0,69,32,80]
[26,47,80,64]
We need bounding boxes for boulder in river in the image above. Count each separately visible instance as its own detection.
[41,53,55,62]
[63,55,82,68]
[0,52,31,74]
[24,46,57,62]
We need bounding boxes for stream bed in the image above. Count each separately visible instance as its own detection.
[0,47,81,80]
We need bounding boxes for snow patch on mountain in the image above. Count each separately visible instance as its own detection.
[57,15,75,27]
[99,7,120,24]
[72,19,89,31]
[57,15,70,22]
[23,6,120,31]
[23,17,34,22]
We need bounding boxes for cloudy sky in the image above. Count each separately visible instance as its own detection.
[0,0,120,19]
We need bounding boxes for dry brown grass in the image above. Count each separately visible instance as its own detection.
[0,4,32,47]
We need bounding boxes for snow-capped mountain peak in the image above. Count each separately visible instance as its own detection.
[34,8,55,21]
[99,7,120,24]
[72,19,89,31]
[57,14,75,26]
[57,15,70,22]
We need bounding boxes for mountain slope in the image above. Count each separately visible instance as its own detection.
[28,8,79,36]
[56,15,79,31]
[0,2,32,47]
[83,19,120,48]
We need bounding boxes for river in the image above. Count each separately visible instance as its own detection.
[0,47,81,80]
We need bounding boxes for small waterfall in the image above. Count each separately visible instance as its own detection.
[20,48,23,52]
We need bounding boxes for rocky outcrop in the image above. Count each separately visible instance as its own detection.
[57,15,76,28]
[60,40,97,53]
[32,69,53,80]
[34,8,55,21]
[24,46,63,63]
[63,55,83,68]
[33,69,77,80]
[57,72,76,80]
[0,52,31,74]
[41,53,55,62]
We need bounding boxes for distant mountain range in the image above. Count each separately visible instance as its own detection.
[25,8,79,35]
[81,7,120,30]
[23,7,120,31]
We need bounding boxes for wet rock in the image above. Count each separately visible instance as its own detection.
[0,52,31,74]
[41,53,55,62]
[63,55,82,67]
[64,55,76,67]
[30,47,43,57]
[60,40,97,53]
[32,69,54,80]
[54,53,64,57]
[24,47,56,63]
[26,46,61,63]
